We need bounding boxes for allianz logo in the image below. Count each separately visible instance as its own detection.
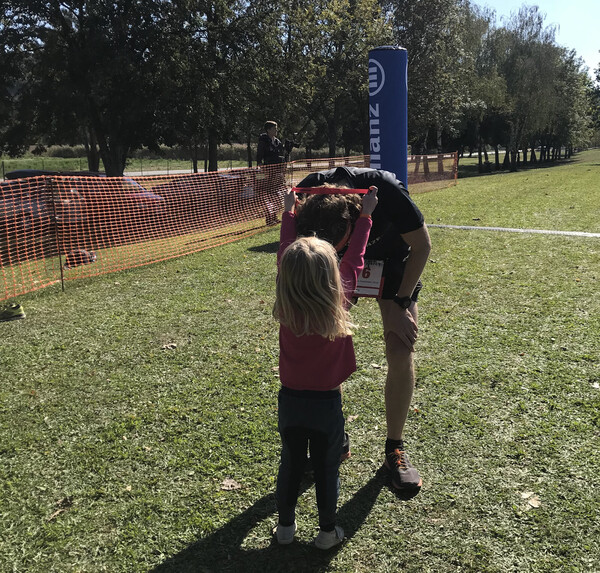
[368,58,385,97]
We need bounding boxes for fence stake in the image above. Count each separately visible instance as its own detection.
[49,178,66,292]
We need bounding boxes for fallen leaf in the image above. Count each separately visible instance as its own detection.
[56,497,73,508]
[592,382,599,390]
[47,508,67,522]
[221,477,242,491]
[371,363,382,369]
[527,495,541,508]
[161,343,177,350]
[125,485,132,492]
[47,497,73,521]
[347,415,359,423]
[521,491,535,499]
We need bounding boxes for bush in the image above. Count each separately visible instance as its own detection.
[46,145,88,158]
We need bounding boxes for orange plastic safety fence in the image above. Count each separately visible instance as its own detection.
[1,153,456,302]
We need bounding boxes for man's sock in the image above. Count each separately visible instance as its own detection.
[385,438,404,454]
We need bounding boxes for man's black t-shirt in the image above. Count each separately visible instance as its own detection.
[297,166,426,299]
[296,166,424,262]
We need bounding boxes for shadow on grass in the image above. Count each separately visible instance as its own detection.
[457,156,577,179]
[248,241,279,254]
[151,471,390,572]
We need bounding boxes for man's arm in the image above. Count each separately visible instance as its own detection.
[395,224,431,300]
[383,224,431,352]
[257,138,266,165]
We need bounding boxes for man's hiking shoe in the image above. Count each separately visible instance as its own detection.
[340,431,351,462]
[384,441,422,492]
[0,303,26,322]
[314,525,344,550]
[274,521,297,545]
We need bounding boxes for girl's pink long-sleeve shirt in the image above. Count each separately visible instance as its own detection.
[277,211,372,390]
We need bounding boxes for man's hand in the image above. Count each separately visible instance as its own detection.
[283,188,297,212]
[385,303,418,352]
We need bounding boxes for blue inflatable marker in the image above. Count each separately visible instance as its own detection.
[368,46,408,187]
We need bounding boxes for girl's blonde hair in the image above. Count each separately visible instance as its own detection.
[273,236,355,340]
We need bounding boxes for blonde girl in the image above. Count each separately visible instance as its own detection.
[273,186,377,549]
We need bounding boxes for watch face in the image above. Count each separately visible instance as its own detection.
[394,296,412,308]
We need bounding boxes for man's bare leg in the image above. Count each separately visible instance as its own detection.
[378,300,422,492]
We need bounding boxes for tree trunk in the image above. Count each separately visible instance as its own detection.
[83,127,100,172]
[423,154,430,176]
[327,118,337,159]
[246,133,253,167]
[191,141,199,173]
[208,129,218,172]
[502,146,511,170]
[99,142,128,177]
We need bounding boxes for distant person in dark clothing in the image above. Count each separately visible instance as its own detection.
[257,121,285,225]
[257,121,284,166]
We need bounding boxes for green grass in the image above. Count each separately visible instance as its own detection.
[0,156,249,175]
[1,151,599,572]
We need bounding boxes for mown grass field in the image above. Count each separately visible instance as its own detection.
[1,150,599,572]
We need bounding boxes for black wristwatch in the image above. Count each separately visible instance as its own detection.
[392,295,413,309]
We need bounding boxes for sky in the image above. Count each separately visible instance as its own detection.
[474,0,599,79]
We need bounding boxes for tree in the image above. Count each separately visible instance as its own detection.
[588,58,600,146]
[385,0,468,153]
[1,1,172,176]
[490,6,560,169]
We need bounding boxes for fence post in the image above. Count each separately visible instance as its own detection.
[48,177,66,292]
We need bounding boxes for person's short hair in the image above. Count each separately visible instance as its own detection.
[264,121,278,131]
[296,191,362,247]
[273,236,355,340]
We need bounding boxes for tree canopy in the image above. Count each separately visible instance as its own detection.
[0,0,597,175]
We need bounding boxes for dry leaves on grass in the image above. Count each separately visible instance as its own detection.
[221,478,242,491]
[47,497,73,522]
[521,491,542,509]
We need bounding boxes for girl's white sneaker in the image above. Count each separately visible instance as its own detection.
[314,525,344,550]
[275,521,297,545]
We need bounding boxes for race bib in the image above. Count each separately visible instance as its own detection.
[354,259,384,298]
